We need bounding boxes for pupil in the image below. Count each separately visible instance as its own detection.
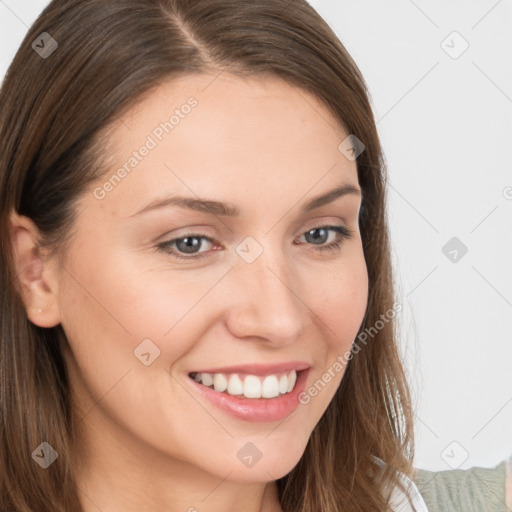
[308,228,326,244]
[178,237,200,253]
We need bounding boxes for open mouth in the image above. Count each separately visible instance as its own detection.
[188,370,300,399]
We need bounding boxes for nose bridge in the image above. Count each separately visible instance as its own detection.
[227,239,306,342]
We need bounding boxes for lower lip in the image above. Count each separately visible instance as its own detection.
[188,369,310,422]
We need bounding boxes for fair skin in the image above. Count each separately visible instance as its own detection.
[9,73,368,512]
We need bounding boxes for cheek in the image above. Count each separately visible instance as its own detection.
[57,254,208,450]
[312,250,369,348]
[89,253,224,339]
[56,244,197,414]
[293,256,368,416]
[59,243,214,357]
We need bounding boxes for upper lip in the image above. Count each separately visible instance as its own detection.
[190,361,311,376]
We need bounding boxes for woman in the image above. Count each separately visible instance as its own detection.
[0,0,427,510]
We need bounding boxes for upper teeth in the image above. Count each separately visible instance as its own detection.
[191,370,298,399]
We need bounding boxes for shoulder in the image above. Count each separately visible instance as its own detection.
[389,472,430,512]
[371,457,429,511]
[506,455,512,508]
[413,461,508,512]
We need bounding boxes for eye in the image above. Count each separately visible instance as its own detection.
[157,224,355,261]
[296,223,355,254]
[157,234,217,260]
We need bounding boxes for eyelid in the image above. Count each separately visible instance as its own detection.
[156,220,356,261]
[155,219,351,246]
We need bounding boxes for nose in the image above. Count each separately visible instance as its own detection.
[224,249,307,346]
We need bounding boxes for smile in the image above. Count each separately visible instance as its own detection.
[189,370,298,399]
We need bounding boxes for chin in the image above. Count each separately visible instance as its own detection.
[217,441,307,483]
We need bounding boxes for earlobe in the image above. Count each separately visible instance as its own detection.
[8,211,61,328]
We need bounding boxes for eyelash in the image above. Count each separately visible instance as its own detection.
[156,223,355,261]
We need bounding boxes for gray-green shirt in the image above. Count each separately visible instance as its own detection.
[413,461,508,512]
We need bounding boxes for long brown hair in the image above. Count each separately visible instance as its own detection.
[0,1,414,510]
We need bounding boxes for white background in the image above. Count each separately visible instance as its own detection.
[1,0,511,472]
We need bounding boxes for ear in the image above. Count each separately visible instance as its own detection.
[8,210,61,328]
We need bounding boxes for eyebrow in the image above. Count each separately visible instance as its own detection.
[128,183,361,218]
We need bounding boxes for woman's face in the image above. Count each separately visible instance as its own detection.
[50,73,368,485]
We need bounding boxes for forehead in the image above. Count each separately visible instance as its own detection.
[90,73,357,216]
